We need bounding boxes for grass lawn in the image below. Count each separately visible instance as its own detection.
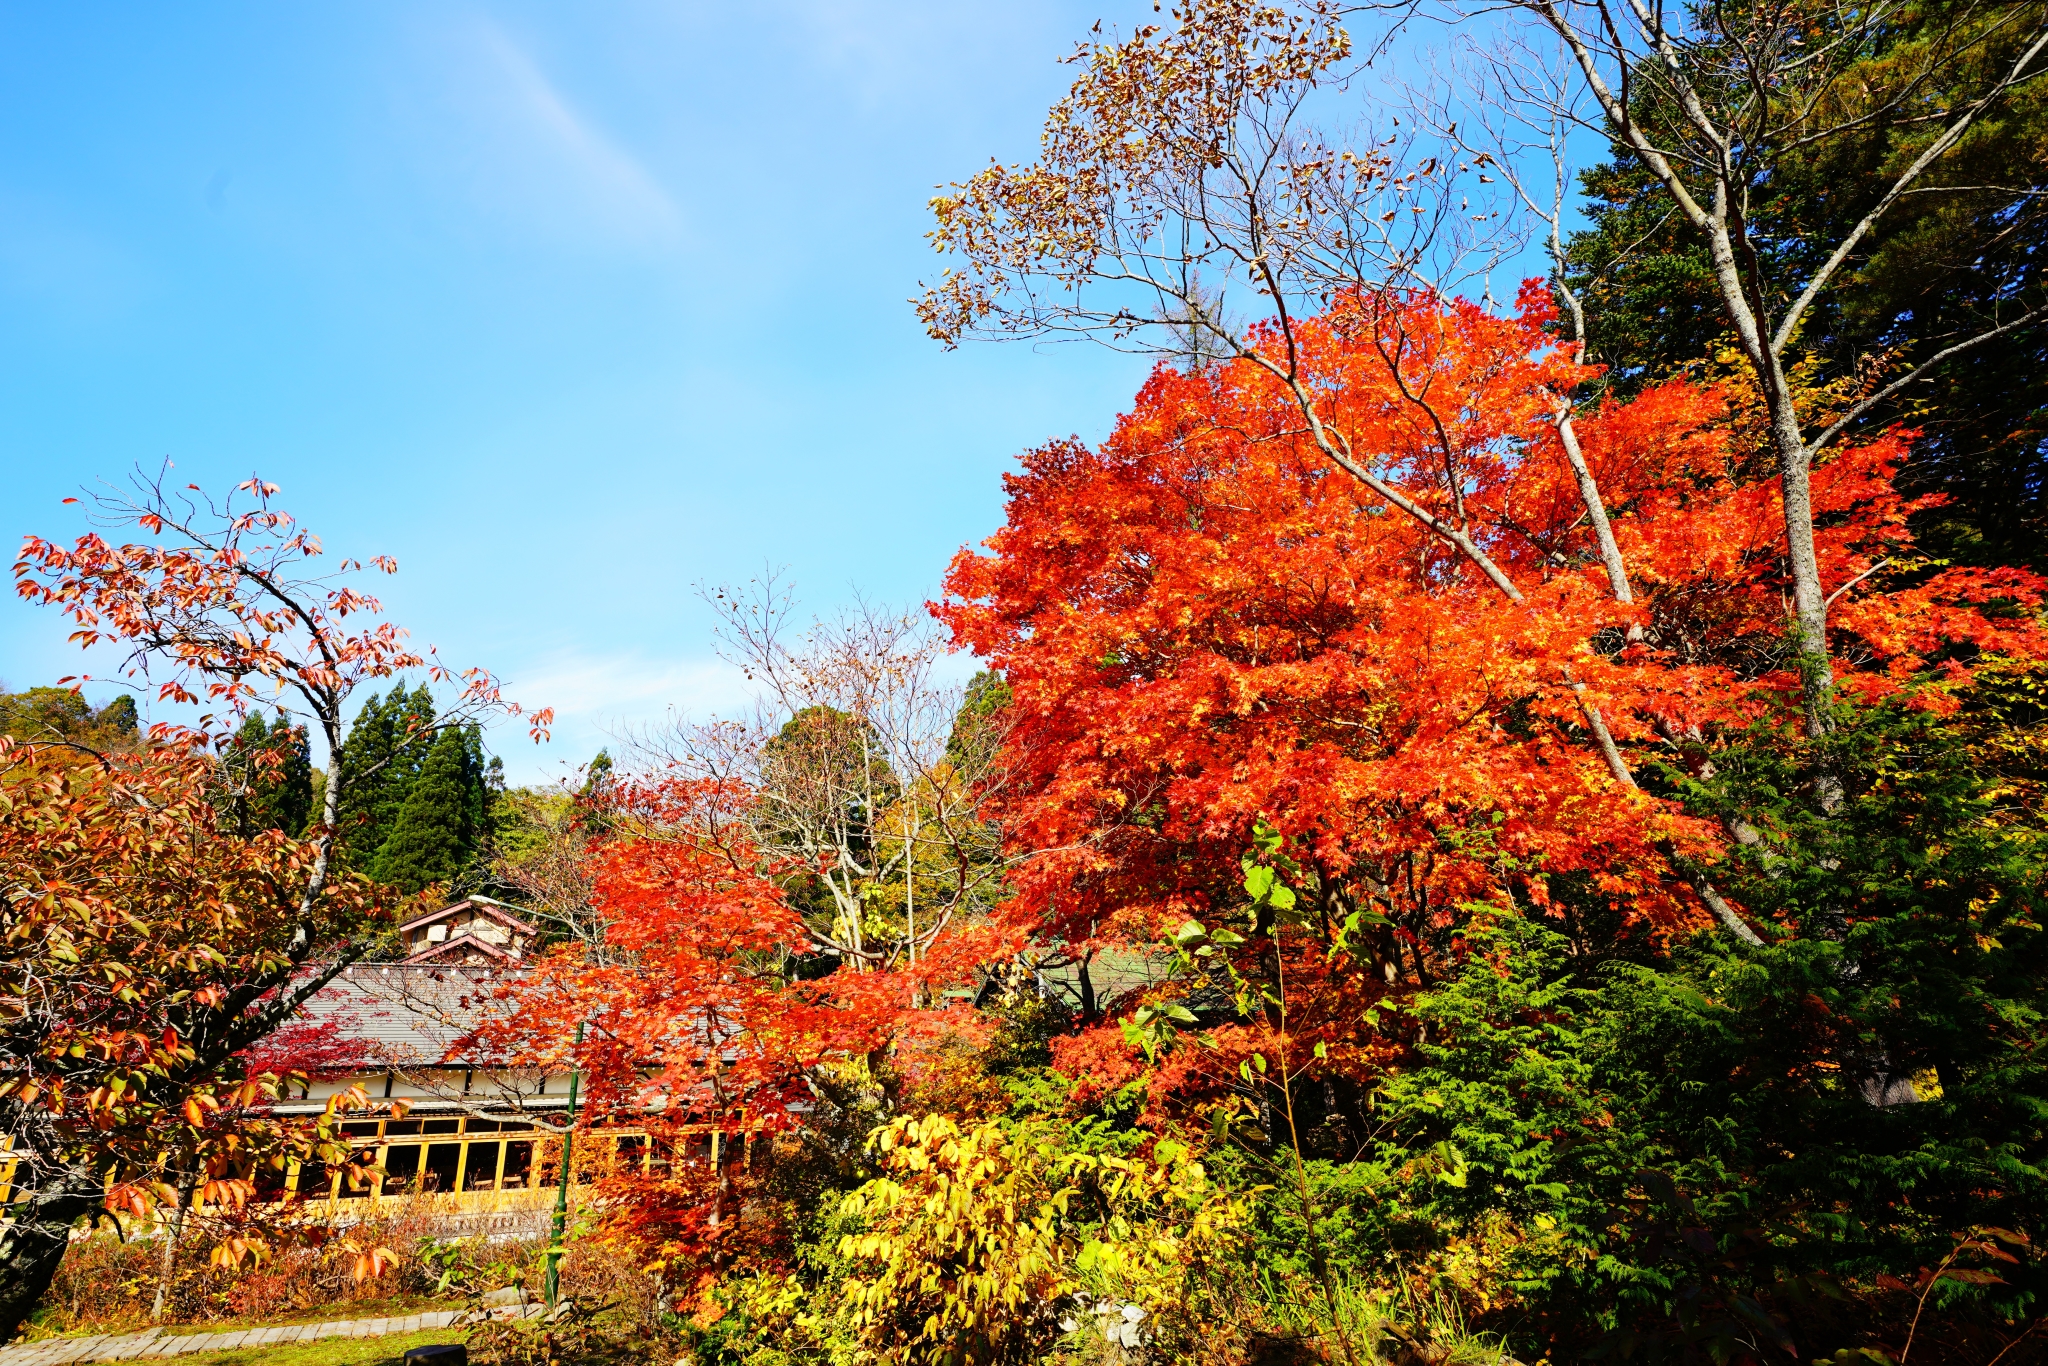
[162,1327,469,1365]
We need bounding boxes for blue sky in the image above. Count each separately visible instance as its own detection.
[0,1,1181,781]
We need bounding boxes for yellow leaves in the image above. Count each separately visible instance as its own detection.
[833,1112,1247,1366]
[210,1236,270,1271]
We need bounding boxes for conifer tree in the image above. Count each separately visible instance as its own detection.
[369,725,483,893]
[258,713,315,837]
[331,689,396,862]
[226,712,269,837]
[331,684,437,867]
[224,711,315,838]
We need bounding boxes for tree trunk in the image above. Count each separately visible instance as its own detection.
[1704,210,1839,745]
[150,1165,199,1321]
[0,1160,105,1343]
[1752,358,1837,726]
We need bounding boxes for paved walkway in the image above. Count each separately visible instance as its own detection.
[0,1302,550,1365]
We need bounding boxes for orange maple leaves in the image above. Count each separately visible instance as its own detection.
[939,289,2048,958]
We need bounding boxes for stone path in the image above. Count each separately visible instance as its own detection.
[0,1302,552,1365]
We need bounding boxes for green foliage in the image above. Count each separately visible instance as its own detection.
[581,749,613,800]
[369,725,490,894]
[331,684,438,868]
[1333,699,2048,1352]
[1162,688,2048,1358]
[1563,0,2048,569]
[0,685,141,752]
[330,685,493,892]
[225,711,316,838]
[944,670,1010,770]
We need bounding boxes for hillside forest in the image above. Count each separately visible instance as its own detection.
[3,1,2047,1362]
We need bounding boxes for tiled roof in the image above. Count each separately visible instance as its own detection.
[1027,947,1169,1009]
[405,934,518,966]
[295,964,520,1066]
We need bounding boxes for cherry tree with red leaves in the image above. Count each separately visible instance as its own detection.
[2,470,549,1339]
[15,467,551,941]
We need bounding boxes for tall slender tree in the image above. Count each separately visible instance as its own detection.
[225,711,315,839]
[1553,0,2048,571]
[369,725,488,894]
[332,684,438,869]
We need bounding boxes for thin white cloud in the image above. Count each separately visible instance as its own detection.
[495,650,753,784]
[510,650,752,725]
[474,23,681,240]
[395,17,683,251]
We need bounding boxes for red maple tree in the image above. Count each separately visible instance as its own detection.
[473,774,976,1281]
[937,287,2048,1120]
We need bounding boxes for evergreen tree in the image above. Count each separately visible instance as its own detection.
[331,684,437,868]
[369,725,483,893]
[945,670,1011,769]
[258,713,315,837]
[462,726,495,842]
[226,712,269,837]
[224,711,314,838]
[482,752,505,835]
[332,690,392,860]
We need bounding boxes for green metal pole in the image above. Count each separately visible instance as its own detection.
[542,1021,585,1314]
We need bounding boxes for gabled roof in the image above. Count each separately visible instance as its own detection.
[396,895,537,937]
[405,933,519,965]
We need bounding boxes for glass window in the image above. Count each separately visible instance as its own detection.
[383,1145,420,1194]
[421,1144,461,1193]
[462,1142,503,1191]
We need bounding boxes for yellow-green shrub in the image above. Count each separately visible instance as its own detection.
[834,1114,1242,1366]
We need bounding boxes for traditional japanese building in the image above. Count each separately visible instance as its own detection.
[394,896,536,965]
[254,896,736,1235]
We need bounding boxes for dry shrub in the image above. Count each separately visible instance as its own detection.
[466,1237,680,1366]
[554,1236,667,1331]
[33,1226,161,1338]
[29,1195,554,1335]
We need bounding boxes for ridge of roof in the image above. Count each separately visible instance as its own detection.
[403,934,519,965]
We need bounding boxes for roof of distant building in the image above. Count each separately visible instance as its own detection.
[404,934,520,966]
[396,895,537,937]
[296,963,517,1066]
